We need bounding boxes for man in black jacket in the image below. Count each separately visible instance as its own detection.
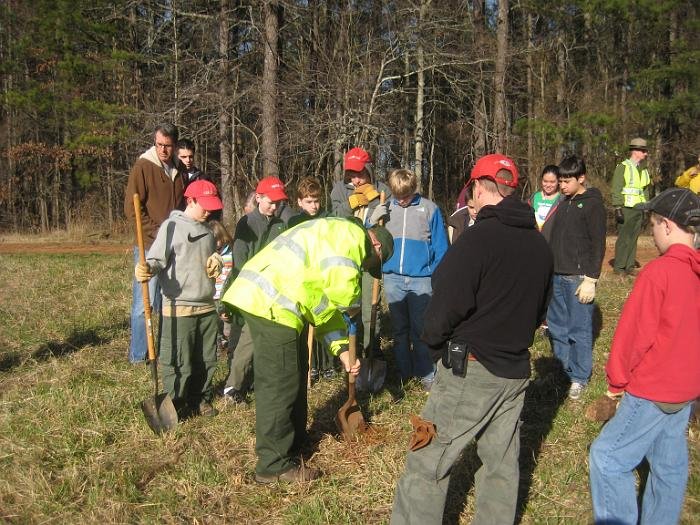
[390,154,553,525]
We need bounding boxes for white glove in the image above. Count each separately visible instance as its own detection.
[135,262,153,282]
[369,202,389,226]
[206,253,224,279]
[575,276,597,304]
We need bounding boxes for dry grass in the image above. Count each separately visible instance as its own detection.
[0,245,698,524]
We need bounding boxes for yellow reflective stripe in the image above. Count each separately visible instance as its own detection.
[273,236,306,261]
[238,269,301,317]
[320,256,359,272]
[313,295,329,316]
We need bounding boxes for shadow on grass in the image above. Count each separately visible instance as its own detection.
[0,319,129,372]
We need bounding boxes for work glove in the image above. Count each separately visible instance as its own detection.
[408,414,437,451]
[369,202,390,226]
[206,253,224,279]
[575,276,597,304]
[135,262,153,282]
[585,391,623,422]
[359,183,380,202]
[348,193,369,210]
[614,207,624,224]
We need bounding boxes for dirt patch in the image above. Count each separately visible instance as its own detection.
[0,242,131,255]
[601,235,658,276]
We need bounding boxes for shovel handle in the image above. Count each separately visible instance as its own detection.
[348,332,357,385]
[133,194,157,363]
[307,325,314,388]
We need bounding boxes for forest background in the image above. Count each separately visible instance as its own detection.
[1,0,699,234]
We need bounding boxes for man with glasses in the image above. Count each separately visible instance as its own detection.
[124,123,184,363]
[612,137,652,277]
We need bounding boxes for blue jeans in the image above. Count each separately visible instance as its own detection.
[589,393,691,525]
[129,246,161,363]
[383,273,435,383]
[546,274,593,384]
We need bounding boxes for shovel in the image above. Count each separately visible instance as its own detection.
[357,191,387,393]
[335,318,367,441]
[133,194,178,434]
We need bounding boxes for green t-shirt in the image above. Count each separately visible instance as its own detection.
[531,191,560,230]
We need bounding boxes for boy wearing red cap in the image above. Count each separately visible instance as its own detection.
[134,180,225,418]
[391,154,553,524]
[331,147,392,352]
[222,176,289,402]
[589,188,700,525]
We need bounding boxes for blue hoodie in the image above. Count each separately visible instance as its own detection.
[382,194,449,277]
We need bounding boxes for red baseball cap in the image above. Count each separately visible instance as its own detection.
[468,154,519,188]
[255,176,288,201]
[344,147,372,172]
[184,180,223,211]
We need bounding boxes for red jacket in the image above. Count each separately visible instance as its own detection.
[606,244,700,403]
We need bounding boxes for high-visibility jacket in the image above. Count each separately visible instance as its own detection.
[620,159,651,207]
[221,217,367,355]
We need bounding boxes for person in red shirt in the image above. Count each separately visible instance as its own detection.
[589,188,700,525]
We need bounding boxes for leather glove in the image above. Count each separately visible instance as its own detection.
[369,202,389,226]
[348,193,369,209]
[360,184,380,202]
[614,207,624,224]
[206,253,224,279]
[575,276,597,304]
[408,414,437,451]
[585,391,623,422]
[135,262,153,282]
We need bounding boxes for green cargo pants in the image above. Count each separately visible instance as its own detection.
[242,312,309,476]
[159,311,218,408]
[613,207,643,273]
[391,361,529,525]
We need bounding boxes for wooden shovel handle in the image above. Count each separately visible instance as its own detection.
[307,326,315,388]
[133,194,157,363]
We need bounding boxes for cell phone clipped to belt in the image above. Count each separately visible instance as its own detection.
[443,341,468,377]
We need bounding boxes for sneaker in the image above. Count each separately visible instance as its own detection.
[310,368,320,382]
[254,464,320,484]
[569,382,585,400]
[198,401,219,417]
[322,369,336,380]
[223,388,246,405]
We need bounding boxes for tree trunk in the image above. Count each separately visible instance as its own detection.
[414,0,430,192]
[492,0,509,153]
[261,0,279,179]
[218,0,235,228]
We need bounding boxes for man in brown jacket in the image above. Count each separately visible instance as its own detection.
[124,122,184,363]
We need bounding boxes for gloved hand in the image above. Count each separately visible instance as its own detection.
[575,276,597,304]
[360,184,380,202]
[614,207,624,224]
[206,253,224,279]
[369,202,389,226]
[348,193,369,210]
[135,262,153,282]
[585,391,623,422]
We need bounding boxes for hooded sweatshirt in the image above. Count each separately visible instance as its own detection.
[548,187,607,278]
[422,196,554,379]
[606,244,700,403]
[146,210,216,312]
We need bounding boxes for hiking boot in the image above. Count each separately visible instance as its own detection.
[322,369,336,380]
[198,401,219,418]
[223,389,246,405]
[569,382,585,400]
[254,464,321,484]
[310,368,320,382]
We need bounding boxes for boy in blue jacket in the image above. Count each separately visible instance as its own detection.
[370,168,449,390]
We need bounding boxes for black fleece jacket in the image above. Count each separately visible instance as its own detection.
[548,187,607,278]
[422,195,553,379]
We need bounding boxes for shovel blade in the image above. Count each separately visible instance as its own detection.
[335,400,367,441]
[356,358,387,393]
[141,392,178,434]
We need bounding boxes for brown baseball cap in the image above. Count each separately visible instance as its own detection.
[629,138,648,151]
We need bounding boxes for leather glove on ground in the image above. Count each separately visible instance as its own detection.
[348,193,369,210]
[614,207,625,224]
[206,253,224,279]
[575,276,597,304]
[368,202,389,226]
[135,262,153,282]
[585,391,623,422]
[408,414,437,451]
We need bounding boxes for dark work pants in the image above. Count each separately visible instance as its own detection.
[242,312,308,476]
[613,207,643,272]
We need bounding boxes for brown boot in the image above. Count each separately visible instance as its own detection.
[255,464,320,484]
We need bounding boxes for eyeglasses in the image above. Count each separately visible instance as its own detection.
[156,142,174,150]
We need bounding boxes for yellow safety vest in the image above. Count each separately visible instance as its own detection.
[621,159,650,207]
[222,217,367,355]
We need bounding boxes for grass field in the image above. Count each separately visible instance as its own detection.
[0,244,698,523]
